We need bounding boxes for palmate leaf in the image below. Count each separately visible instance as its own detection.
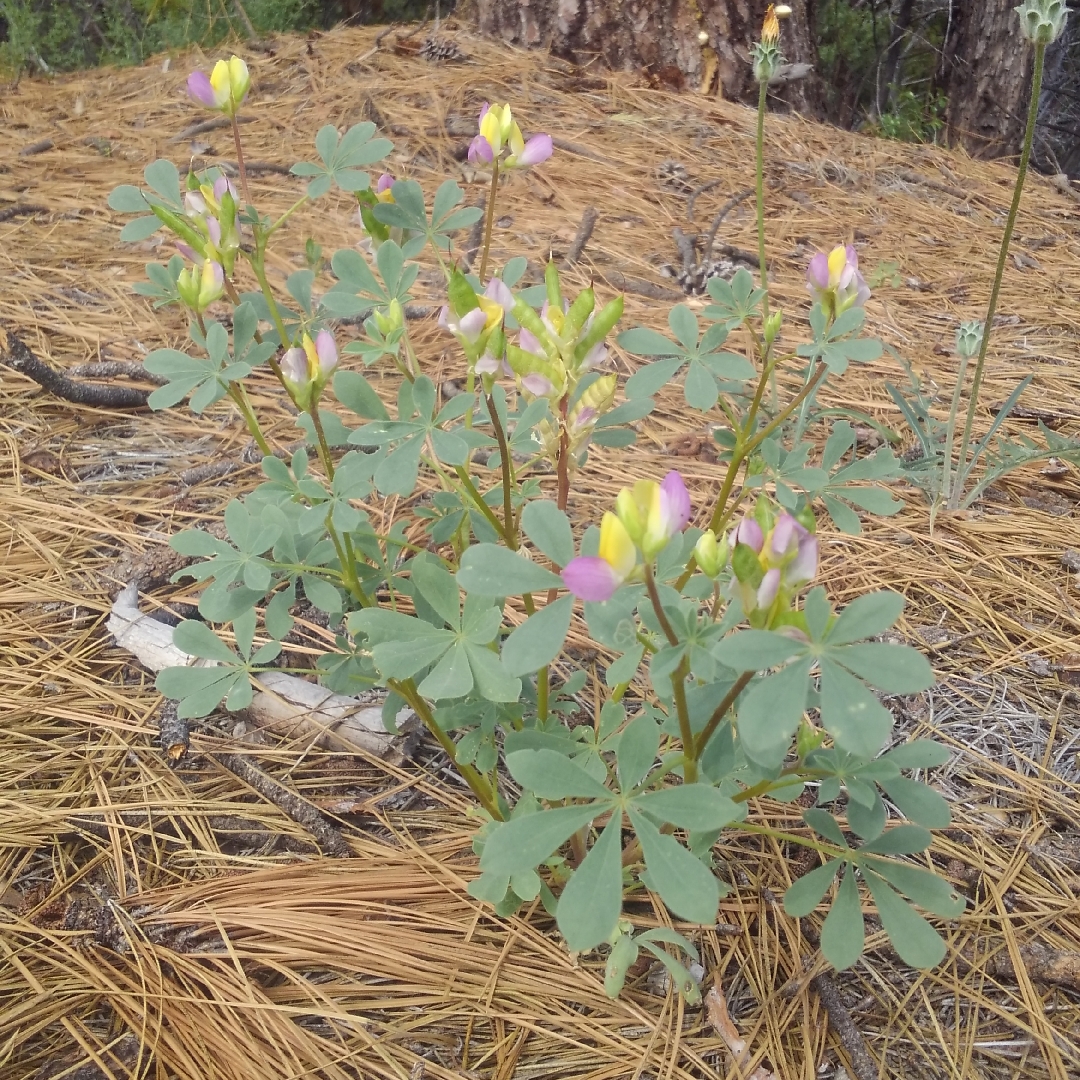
[480,804,602,877]
[556,813,625,952]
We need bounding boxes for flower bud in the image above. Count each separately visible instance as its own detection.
[694,529,728,579]
[374,298,404,338]
[955,320,984,360]
[796,718,825,759]
[763,309,783,346]
[1014,0,1068,45]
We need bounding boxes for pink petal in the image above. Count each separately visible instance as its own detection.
[733,516,763,553]
[478,102,490,124]
[581,341,608,368]
[376,173,394,193]
[660,471,691,533]
[788,535,818,585]
[516,133,553,167]
[484,277,514,310]
[756,567,781,609]
[806,252,829,291]
[518,328,544,355]
[562,557,620,602]
[458,307,488,340]
[468,135,494,165]
[522,373,555,397]
[206,216,222,245]
[176,242,198,262]
[281,347,307,384]
[187,71,217,108]
[438,305,451,331]
[213,175,236,202]
[771,514,799,558]
[315,329,338,375]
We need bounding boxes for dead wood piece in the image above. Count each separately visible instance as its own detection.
[213,752,352,858]
[218,160,295,176]
[459,196,486,273]
[0,203,50,223]
[672,227,697,274]
[66,360,169,385]
[564,206,598,266]
[1052,173,1080,204]
[336,302,434,327]
[704,188,755,265]
[809,972,878,1080]
[157,700,190,764]
[107,584,398,759]
[19,137,54,156]
[959,941,1080,993]
[1,328,150,409]
[596,270,682,302]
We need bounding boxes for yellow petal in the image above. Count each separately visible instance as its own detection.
[509,122,525,159]
[302,333,320,379]
[227,56,250,97]
[480,110,502,153]
[827,246,847,288]
[599,512,636,582]
[209,60,231,103]
[476,295,504,331]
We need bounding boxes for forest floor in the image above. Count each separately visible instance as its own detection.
[2,21,1080,1080]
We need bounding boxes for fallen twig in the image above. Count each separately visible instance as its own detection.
[19,137,54,156]
[564,206,598,266]
[157,700,190,764]
[703,188,755,266]
[0,327,151,408]
[596,270,682,302]
[0,203,49,223]
[170,115,256,143]
[67,360,168,385]
[213,751,352,858]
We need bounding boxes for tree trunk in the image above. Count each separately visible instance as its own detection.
[462,0,821,114]
[940,0,1034,159]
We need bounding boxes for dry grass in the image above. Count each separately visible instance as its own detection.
[2,20,1080,1080]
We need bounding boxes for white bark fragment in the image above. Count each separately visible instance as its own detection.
[108,583,399,757]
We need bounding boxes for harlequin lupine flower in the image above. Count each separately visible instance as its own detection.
[439,277,512,361]
[468,103,552,170]
[375,173,395,201]
[280,330,338,409]
[180,174,241,273]
[562,512,637,603]
[806,245,871,323]
[187,56,251,118]
[176,259,224,313]
[562,472,691,601]
[729,511,818,623]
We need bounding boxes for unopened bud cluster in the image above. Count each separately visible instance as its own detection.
[954,320,984,360]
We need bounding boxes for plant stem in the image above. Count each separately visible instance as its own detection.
[486,390,516,545]
[691,670,754,761]
[643,563,678,647]
[537,666,549,724]
[309,404,336,481]
[478,159,500,283]
[249,246,292,349]
[226,381,271,456]
[267,195,309,238]
[231,115,251,206]
[754,77,775,409]
[940,351,970,514]
[556,395,571,511]
[951,41,1045,509]
[454,466,512,545]
[391,678,503,820]
[670,656,697,783]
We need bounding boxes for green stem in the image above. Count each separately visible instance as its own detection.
[391,678,503,820]
[267,195,309,238]
[670,656,697,783]
[951,41,1045,509]
[454,466,512,545]
[691,670,754,761]
[754,78,775,409]
[643,563,678,647]
[226,381,272,456]
[477,158,500,284]
[735,821,848,860]
[231,114,251,206]
[250,246,293,349]
[309,404,336,482]
[486,390,516,547]
[537,666,549,724]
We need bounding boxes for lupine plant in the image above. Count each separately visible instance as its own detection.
[109,12,964,996]
[888,0,1080,515]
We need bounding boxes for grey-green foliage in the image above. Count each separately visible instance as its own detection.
[105,106,961,995]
